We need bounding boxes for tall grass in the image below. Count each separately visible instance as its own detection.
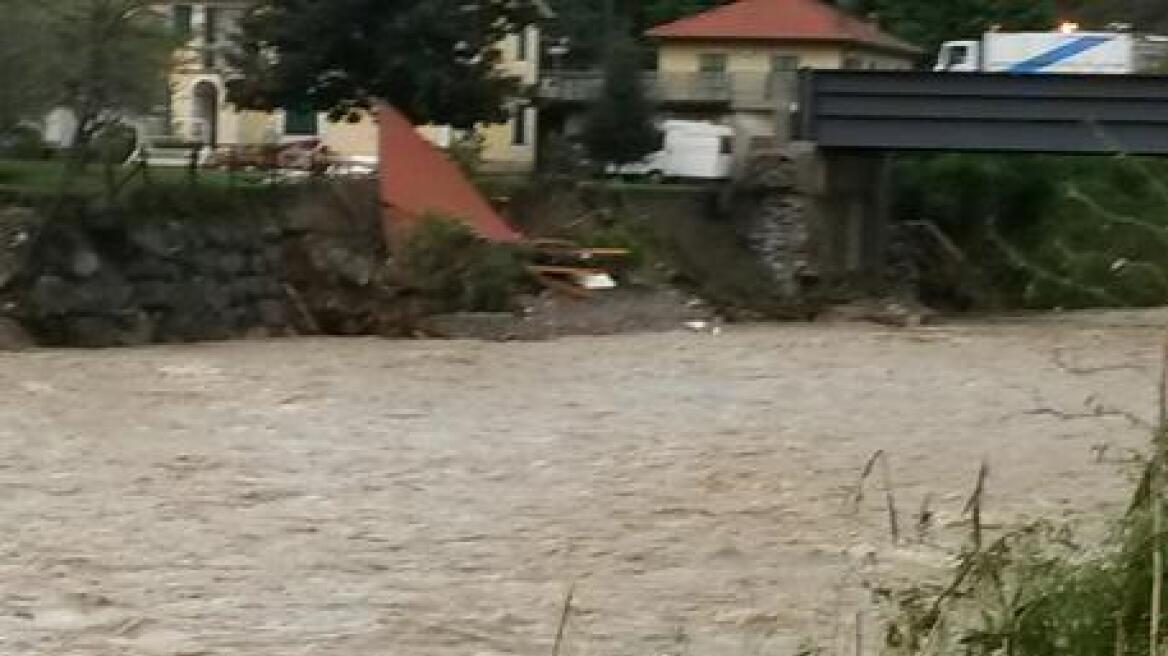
[877,346,1168,656]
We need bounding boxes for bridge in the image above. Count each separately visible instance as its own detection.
[795,70,1168,155]
[771,70,1168,282]
[541,69,1168,282]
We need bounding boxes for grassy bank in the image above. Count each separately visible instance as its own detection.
[0,158,267,197]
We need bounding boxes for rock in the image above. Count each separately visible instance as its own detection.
[70,250,103,278]
[217,253,246,275]
[739,150,798,192]
[417,312,518,341]
[116,311,155,346]
[0,207,38,289]
[817,299,936,328]
[124,258,184,282]
[134,281,176,310]
[0,317,32,350]
[192,252,221,275]
[747,195,812,299]
[257,300,289,328]
[242,326,273,340]
[246,254,268,275]
[60,311,154,348]
[129,222,185,258]
[30,275,72,315]
[65,315,126,348]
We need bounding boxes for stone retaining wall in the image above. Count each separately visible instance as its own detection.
[0,181,389,348]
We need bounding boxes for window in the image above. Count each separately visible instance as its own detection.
[772,55,800,72]
[698,53,727,73]
[515,28,529,62]
[843,56,864,70]
[511,106,529,146]
[949,45,970,68]
[719,136,733,155]
[284,108,319,136]
[172,4,193,38]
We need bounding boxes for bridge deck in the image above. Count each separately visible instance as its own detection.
[798,71,1168,155]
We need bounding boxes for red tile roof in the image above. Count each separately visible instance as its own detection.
[377,105,522,243]
[647,0,921,55]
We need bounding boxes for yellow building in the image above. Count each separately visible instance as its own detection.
[643,0,920,162]
[158,1,548,173]
[537,0,919,171]
[648,0,920,77]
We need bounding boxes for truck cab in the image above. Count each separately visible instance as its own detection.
[934,40,980,72]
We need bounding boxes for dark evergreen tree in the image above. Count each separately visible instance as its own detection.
[581,35,661,167]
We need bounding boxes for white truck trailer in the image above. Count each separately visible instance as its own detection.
[934,30,1168,74]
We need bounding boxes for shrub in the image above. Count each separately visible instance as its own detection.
[446,131,485,179]
[91,124,138,165]
[394,215,530,312]
[0,125,51,160]
[893,153,1168,310]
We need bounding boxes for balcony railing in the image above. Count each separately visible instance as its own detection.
[538,71,800,109]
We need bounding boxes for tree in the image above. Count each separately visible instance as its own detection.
[41,0,174,156]
[0,0,54,139]
[546,0,723,68]
[227,0,543,129]
[638,0,723,30]
[845,0,1056,55]
[581,35,661,168]
[1058,0,1168,32]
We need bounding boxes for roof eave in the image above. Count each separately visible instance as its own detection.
[648,32,922,55]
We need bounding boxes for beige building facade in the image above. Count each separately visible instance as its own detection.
[159,1,544,172]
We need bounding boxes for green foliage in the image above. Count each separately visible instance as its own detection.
[118,179,288,221]
[0,126,51,161]
[91,124,138,166]
[640,0,723,28]
[577,218,650,274]
[41,0,175,148]
[1059,0,1168,32]
[581,35,661,167]
[851,0,1057,56]
[0,159,269,199]
[892,154,1168,310]
[446,132,486,179]
[881,505,1166,656]
[395,216,530,312]
[0,0,55,137]
[227,0,542,129]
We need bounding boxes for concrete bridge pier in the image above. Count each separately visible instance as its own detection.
[782,142,892,285]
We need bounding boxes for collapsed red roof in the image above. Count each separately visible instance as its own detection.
[377,105,522,243]
[647,0,921,55]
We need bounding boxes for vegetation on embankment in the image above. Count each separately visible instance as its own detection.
[874,375,1167,656]
[893,154,1168,312]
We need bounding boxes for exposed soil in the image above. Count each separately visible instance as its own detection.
[0,311,1162,655]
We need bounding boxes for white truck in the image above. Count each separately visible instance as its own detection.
[608,120,734,181]
[935,30,1168,74]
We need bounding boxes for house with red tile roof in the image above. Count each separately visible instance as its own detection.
[537,0,921,173]
[645,0,921,166]
[647,0,920,73]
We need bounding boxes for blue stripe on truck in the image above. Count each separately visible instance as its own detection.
[1007,35,1112,73]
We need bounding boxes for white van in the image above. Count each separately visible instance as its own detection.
[610,120,734,181]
